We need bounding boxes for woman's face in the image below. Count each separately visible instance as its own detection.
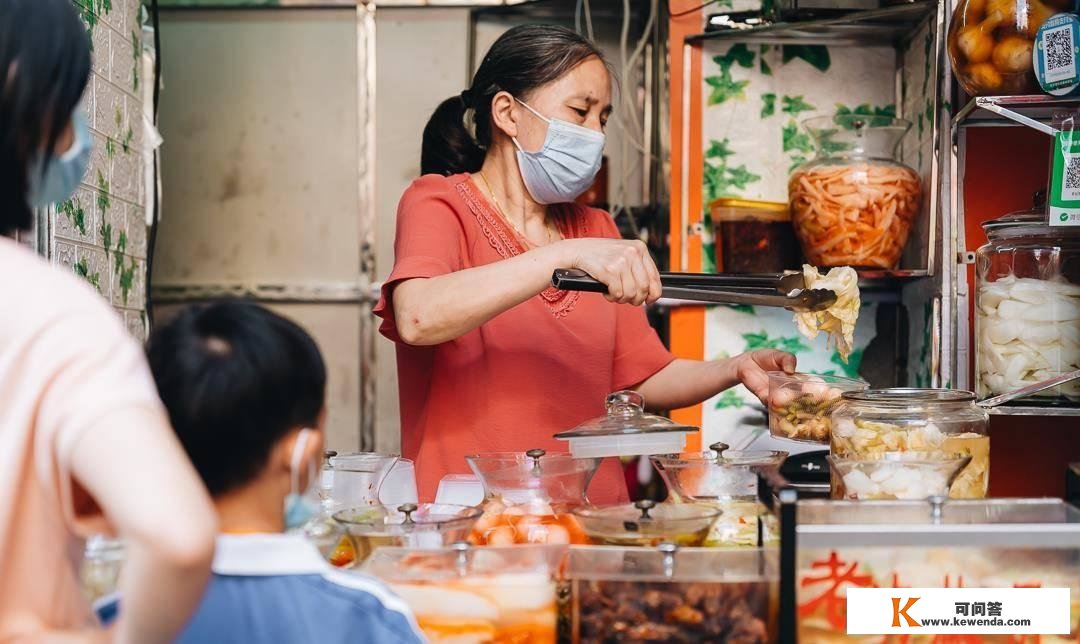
[514,56,612,152]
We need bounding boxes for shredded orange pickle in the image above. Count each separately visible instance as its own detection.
[789,163,920,269]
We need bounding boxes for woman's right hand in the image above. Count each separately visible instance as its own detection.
[550,238,662,306]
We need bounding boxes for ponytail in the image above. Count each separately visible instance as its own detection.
[418,25,606,179]
[420,95,484,177]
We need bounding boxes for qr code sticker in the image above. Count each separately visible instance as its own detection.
[1044,24,1076,83]
[1063,154,1080,200]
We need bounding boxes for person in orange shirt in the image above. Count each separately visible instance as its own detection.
[0,1,217,641]
[376,24,796,501]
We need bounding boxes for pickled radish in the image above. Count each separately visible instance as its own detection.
[977,275,1080,400]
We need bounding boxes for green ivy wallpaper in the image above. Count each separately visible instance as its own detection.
[53,0,149,339]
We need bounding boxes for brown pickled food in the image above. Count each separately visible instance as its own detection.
[711,198,800,274]
[947,0,1059,95]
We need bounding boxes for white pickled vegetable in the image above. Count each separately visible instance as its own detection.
[793,265,860,362]
[977,275,1080,400]
[839,463,952,500]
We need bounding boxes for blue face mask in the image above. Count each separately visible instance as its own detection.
[28,109,92,208]
[283,429,319,532]
[513,98,605,205]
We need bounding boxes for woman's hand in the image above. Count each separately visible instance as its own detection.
[551,238,662,306]
[733,349,797,404]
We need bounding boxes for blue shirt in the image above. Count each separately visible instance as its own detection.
[177,534,424,644]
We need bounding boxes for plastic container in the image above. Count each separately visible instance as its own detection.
[710,198,801,273]
[326,452,399,509]
[827,452,973,500]
[975,201,1080,405]
[379,458,419,506]
[788,114,921,269]
[333,503,482,563]
[363,544,566,643]
[947,0,1070,96]
[830,389,990,499]
[435,474,485,507]
[650,443,787,547]
[571,499,721,547]
[767,372,868,444]
[561,545,777,643]
[466,449,598,546]
[553,390,696,458]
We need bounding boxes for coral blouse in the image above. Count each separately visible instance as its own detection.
[374,174,674,502]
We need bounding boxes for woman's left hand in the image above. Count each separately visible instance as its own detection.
[734,350,797,404]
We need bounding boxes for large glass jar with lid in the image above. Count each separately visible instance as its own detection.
[975,197,1080,405]
[830,389,990,499]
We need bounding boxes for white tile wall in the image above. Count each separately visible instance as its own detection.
[54,0,148,338]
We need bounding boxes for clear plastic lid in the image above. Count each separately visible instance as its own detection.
[572,500,722,547]
[333,503,482,537]
[651,442,789,501]
[362,543,567,581]
[562,543,777,582]
[465,449,600,505]
[554,391,697,458]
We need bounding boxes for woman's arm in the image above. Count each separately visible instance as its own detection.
[68,408,217,644]
[635,350,797,411]
[392,237,661,346]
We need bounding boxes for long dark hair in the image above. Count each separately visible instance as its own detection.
[0,0,91,235]
[421,25,605,177]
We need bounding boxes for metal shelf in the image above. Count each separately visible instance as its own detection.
[685,1,935,46]
[953,95,1080,135]
[987,405,1080,417]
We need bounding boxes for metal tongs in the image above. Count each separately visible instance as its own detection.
[551,269,838,312]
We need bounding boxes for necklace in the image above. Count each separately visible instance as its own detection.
[477,171,554,247]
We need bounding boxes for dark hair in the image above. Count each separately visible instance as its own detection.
[0,0,91,235]
[147,302,327,496]
[421,24,606,177]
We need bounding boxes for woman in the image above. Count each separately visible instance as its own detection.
[0,1,217,641]
[376,25,795,501]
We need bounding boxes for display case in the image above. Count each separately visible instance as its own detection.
[560,545,779,643]
[362,543,566,643]
[761,477,1080,641]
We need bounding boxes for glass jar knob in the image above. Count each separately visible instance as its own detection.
[635,499,656,519]
[397,503,418,525]
[606,390,645,417]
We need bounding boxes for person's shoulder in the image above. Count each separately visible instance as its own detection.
[402,172,471,201]
[0,237,124,334]
[309,569,424,642]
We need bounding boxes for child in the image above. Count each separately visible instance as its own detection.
[146,302,422,643]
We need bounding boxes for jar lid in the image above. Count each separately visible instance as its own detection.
[333,503,482,535]
[572,500,721,546]
[709,197,790,223]
[841,388,976,404]
[554,391,696,438]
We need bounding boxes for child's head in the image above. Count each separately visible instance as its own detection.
[147,302,326,499]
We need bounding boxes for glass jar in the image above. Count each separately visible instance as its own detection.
[830,389,990,499]
[975,203,1080,405]
[709,197,801,273]
[363,544,566,643]
[466,448,599,546]
[788,115,921,269]
[650,443,788,547]
[561,545,777,643]
[947,0,1064,96]
[333,503,481,563]
[81,536,124,603]
[571,499,722,547]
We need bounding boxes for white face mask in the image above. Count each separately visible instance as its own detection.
[283,429,318,531]
[512,98,605,205]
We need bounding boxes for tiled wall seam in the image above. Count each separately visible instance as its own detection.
[55,0,149,340]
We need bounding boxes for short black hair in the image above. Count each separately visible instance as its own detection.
[147,302,327,496]
[0,0,92,234]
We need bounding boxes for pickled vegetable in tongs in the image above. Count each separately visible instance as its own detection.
[551,269,838,312]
